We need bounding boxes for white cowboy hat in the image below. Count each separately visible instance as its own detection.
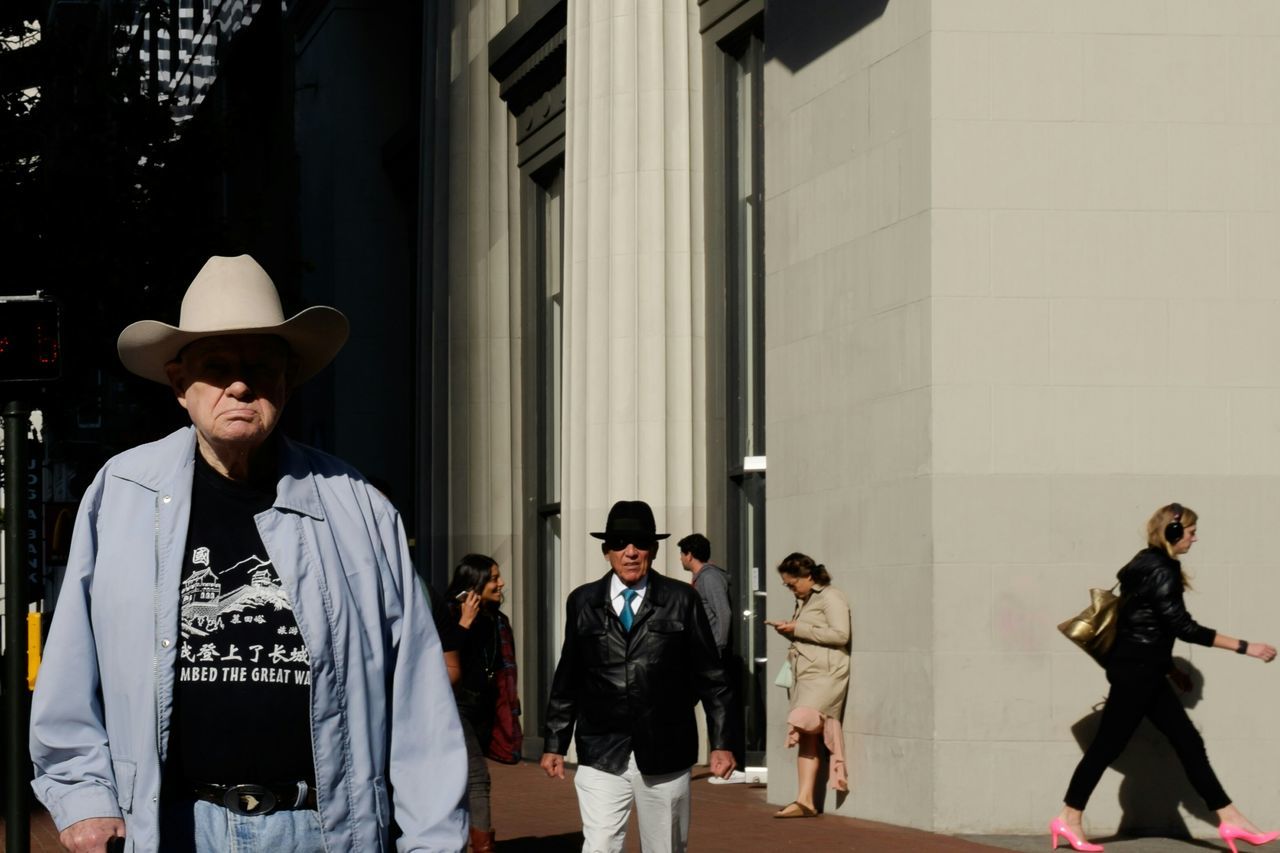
[117,254,349,385]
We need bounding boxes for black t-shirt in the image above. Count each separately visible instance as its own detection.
[170,450,315,786]
[436,603,500,726]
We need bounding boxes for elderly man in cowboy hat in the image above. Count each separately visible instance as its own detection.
[30,256,467,853]
[540,500,737,853]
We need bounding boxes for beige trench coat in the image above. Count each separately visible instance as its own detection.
[787,584,851,720]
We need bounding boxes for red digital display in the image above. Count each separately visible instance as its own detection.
[0,298,61,382]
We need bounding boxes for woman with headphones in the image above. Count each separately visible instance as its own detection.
[1051,503,1278,852]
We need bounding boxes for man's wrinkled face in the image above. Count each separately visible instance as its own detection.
[166,335,292,452]
[604,536,656,586]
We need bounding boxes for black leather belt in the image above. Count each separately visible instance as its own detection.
[190,782,317,816]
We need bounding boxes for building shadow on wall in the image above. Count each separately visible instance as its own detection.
[767,0,890,72]
[811,754,849,815]
[1070,657,1217,844]
[811,680,850,815]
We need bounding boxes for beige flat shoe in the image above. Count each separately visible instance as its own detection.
[774,801,818,819]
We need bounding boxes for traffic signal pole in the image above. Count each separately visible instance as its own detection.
[5,401,31,853]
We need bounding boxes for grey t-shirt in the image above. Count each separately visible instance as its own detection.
[692,563,732,654]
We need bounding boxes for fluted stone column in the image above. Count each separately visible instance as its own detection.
[560,0,707,589]
[444,0,522,582]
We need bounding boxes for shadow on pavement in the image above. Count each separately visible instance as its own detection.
[499,832,585,852]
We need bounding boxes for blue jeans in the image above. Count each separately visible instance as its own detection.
[160,799,326,852]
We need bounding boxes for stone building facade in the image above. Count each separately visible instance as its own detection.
[293,0,1280,834]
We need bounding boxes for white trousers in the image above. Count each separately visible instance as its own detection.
[573,753,691,853]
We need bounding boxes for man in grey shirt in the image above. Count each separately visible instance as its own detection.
[677,533,731,656]
[678,533,747,784]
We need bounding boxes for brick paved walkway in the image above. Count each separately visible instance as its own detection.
[490,760,1009,852]
[1,761,1230,851]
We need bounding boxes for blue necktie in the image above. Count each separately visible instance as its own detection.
[620,589,638,632]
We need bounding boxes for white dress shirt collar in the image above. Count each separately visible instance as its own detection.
[609,571,649,616]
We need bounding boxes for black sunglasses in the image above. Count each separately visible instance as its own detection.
[604,536,656,552]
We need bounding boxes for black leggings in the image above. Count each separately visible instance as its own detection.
[1064,658,1230,811]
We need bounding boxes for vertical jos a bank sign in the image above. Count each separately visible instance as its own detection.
[23,456,42,588]
[0,413,49,590]
[0,294,60,588]
[2,295,58,852]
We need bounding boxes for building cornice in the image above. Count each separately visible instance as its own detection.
[489,0,566,169]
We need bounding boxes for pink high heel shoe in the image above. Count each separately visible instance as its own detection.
[1049,818,1103,852]
[1219,823,1280,853]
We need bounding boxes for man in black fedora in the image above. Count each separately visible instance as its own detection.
[540,500,737,852]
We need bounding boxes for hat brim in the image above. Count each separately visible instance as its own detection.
[117,306,349,385]
[589,532,671,540]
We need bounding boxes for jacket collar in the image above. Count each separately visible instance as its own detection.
[792,583,827,615]
[596,568,670,600]
[608,570,650,601]
[274,435,326,521]
[110,426,325,520]
[109,426,198,492]
[593,568,672,629]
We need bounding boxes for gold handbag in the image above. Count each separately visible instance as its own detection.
[1057,583,1122,664]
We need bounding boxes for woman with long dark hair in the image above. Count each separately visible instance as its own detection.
[1052,504,1277,853]
[439,554,522,852]
[765,552,850,818]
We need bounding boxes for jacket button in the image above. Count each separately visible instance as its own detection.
[162,495,172,504]
[161,639,171,648]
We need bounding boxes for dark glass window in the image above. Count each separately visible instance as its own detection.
[534,165,564,715]
[723,23,767,767]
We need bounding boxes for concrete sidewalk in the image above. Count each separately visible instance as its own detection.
[1,761,1238,851]
[969,835,1228,853]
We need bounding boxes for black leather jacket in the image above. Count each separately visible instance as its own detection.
[543,570,736,775]
[1111,547,1216,663]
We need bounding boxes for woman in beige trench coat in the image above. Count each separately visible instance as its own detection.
[765,552,850,818]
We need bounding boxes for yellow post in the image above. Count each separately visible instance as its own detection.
[27,611,41,691]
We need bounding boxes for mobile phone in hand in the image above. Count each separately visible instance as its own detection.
[107,838,126,853]
[455,590,469,601]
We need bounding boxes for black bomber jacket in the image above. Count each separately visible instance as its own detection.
[1111,546,1216,663]
[543,569,736,776]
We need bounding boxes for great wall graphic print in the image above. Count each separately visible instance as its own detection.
[180,552,292,638]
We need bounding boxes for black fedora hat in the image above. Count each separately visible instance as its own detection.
[589,500,670,541]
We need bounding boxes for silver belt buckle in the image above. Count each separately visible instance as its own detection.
[223,783,278,816]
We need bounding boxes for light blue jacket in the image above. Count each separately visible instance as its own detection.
[30,427,468,852]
